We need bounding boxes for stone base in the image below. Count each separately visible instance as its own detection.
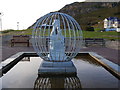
[38,60,77,76]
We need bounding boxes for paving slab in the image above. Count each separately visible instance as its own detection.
[1,43,119,65]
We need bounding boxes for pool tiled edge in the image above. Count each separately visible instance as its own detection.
[88,52,120,79]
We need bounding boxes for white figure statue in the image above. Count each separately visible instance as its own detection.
[48,19,66,61]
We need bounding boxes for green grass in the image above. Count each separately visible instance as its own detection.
[1,29,15,34]
[0,29,33,35]
[83,31,119,40]
[1,29,119,40]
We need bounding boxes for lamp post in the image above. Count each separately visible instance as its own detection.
[17,22,19,30]
[0,12,4,31]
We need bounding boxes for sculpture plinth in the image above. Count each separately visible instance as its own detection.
[38,61,76,76]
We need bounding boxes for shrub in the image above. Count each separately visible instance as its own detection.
[1,29,15,34]
[86,26,94,31]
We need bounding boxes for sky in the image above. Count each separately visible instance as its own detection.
[0,0,85,30]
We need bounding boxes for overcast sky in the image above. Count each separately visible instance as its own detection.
[0,0,86,30]
[1,0,119,30]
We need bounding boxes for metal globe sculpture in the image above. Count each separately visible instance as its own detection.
[32,12,83,62]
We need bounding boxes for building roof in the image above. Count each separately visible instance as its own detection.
[107,17,120,21]
[107,17,120,24]
[104,18,108,21]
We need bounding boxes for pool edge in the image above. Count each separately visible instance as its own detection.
[0,51,120,79]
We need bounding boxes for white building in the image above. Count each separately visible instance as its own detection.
[104,17,120,32]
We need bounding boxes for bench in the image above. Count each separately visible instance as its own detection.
[84,38,105,47]
[11,35,30,47]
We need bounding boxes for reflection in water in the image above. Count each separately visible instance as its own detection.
[75,55,101,66]
[34,76,81,89]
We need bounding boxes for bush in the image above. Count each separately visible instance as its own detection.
[86,26,94,31]
[1,29,15,34]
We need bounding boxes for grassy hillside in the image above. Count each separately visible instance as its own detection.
[74,4,120,31]
[28,2,120,30]
[1,29,119,40]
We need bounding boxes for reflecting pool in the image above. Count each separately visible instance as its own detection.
[1,56,119,88]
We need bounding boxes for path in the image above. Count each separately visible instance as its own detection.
[1,44,119,65]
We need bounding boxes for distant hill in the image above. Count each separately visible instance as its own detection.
[28,2,120,31]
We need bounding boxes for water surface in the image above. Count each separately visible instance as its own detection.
[2,56,119,88]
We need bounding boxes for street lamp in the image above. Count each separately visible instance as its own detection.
[17,22,19,30]
[0,12,4,31]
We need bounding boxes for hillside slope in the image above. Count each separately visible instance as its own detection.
[28,2,120,31]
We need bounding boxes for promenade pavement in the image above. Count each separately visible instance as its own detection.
[1,44,119,65]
